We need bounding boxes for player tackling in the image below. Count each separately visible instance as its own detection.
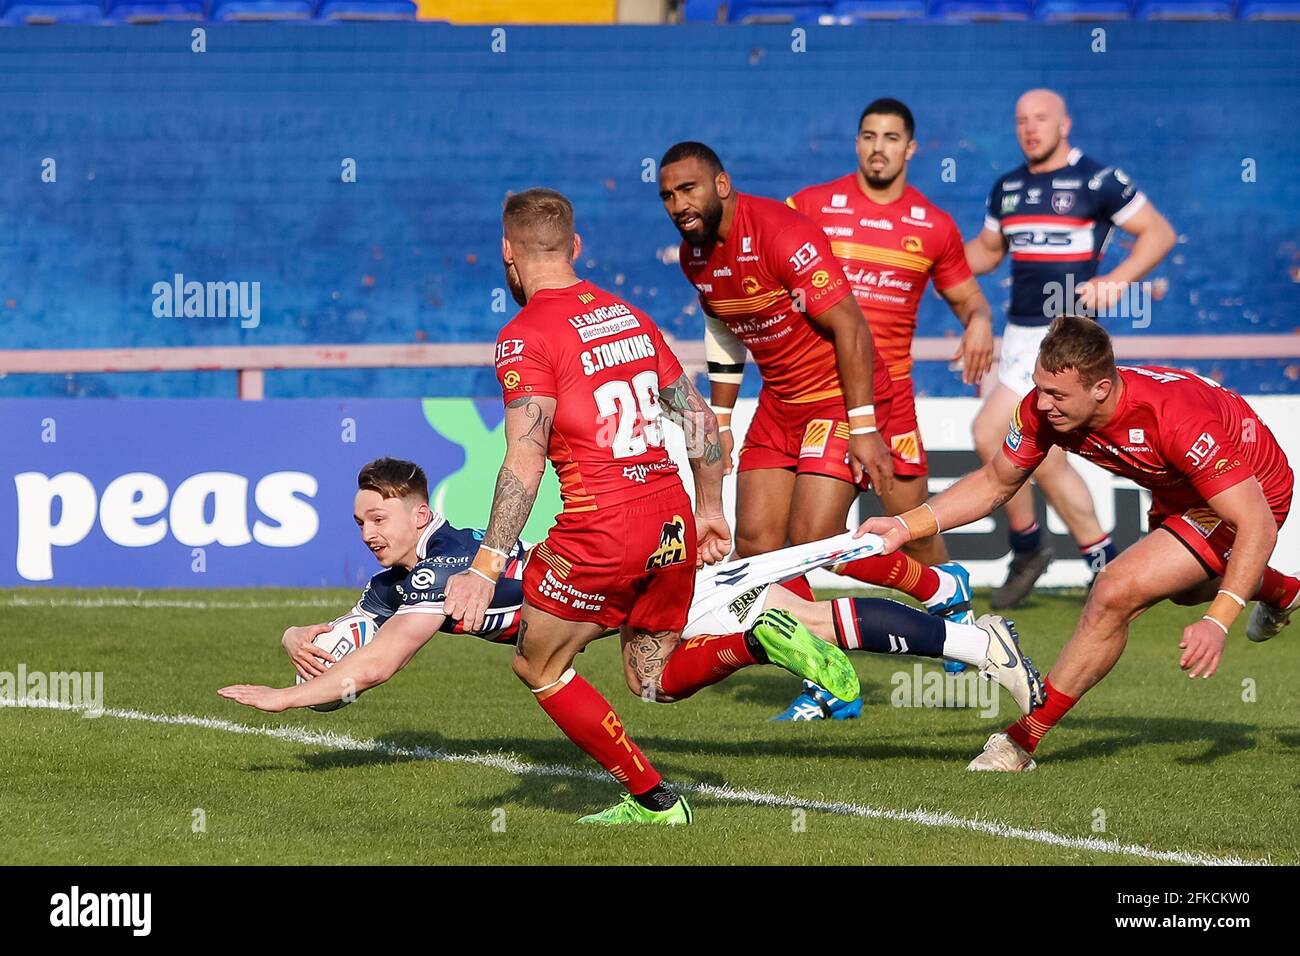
[857,316,1299,771]
[217,455,1045,739]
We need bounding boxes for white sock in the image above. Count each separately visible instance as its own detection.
[941,620,989,667]
[924,567,957,610]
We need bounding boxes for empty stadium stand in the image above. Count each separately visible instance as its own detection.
[0,24,1295,399]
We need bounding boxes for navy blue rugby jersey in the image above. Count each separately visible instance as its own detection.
[352,515,527,643]
[983,148,1146,327]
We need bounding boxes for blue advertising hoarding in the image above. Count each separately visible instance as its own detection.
[6,395,1298,589]
[1,399,563,588]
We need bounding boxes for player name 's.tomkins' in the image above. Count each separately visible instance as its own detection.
[581,333,656,376]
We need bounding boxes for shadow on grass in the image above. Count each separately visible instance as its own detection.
[1044,715,1258,765]
[306,730,749,815]
[243,709,1267,812]
[263,721,987,781]
[710,669,894,711]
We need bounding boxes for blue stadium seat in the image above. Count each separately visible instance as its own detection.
[2,0,103,22]
[209,0,312,18]
[928,0,1032,19]
[682,0,725,19]
[726,0,834,22]
[316,0,416,18]
[1235,0,1300,16]
[1032,0,1132,19]
[1133,0,1231,16]
[105,0,203,20]
[830,0,928,19]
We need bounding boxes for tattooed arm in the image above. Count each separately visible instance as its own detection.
[483,395,555,551]
[444,394,556,632]
[658,371,732,565]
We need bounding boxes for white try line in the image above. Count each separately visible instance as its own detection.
[3,697,1265,867]
[0,595,343,610]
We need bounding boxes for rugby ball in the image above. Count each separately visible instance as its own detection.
[294,612,374,712]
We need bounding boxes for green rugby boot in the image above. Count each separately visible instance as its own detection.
[749,608,860,703]
[578,792,693,825]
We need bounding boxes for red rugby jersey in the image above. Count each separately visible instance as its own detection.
[495,279,685,512]
[789,177,971,382]
[1003,365,1293,517]
[679,191,891,406]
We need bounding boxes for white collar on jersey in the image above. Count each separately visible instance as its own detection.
[1067,147,1083,166]
[415,512,448,560]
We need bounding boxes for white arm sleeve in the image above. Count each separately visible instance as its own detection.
[705,313,747,388]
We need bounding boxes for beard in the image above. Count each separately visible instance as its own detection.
[675,194,724,246]
[1023,132,1061,165]
[503,260,527,306]
[863,164,901,189]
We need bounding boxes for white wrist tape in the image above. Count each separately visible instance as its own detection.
[1217,589,1247,608]
[1201,615,1229,636]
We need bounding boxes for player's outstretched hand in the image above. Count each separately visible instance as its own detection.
[444,569,494,634]
[1178,618,1227,679]
[695,511,732,567]
[850,431,894,496]
[218,684,289,713]
[720,428,735,477]
[953,315,994,385]
[853,515,910,555]
[282,623,335,681]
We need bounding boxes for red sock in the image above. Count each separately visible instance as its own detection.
[780,575,815,601]
[660,633,758,700]
[1005,678,1078,753]
[536,672,661,794]
[833,552,940,602]
[1256,566,1300,609]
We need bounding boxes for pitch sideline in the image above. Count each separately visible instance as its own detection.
[1,697,1265,867]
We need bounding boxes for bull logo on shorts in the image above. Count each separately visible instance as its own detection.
[646,514,688,570]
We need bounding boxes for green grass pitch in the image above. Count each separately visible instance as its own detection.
[2,587,1296,866]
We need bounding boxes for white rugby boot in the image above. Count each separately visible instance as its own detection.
[967,732,1037,772]
[975,614,1046,716]
[1246,590,1299,643]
